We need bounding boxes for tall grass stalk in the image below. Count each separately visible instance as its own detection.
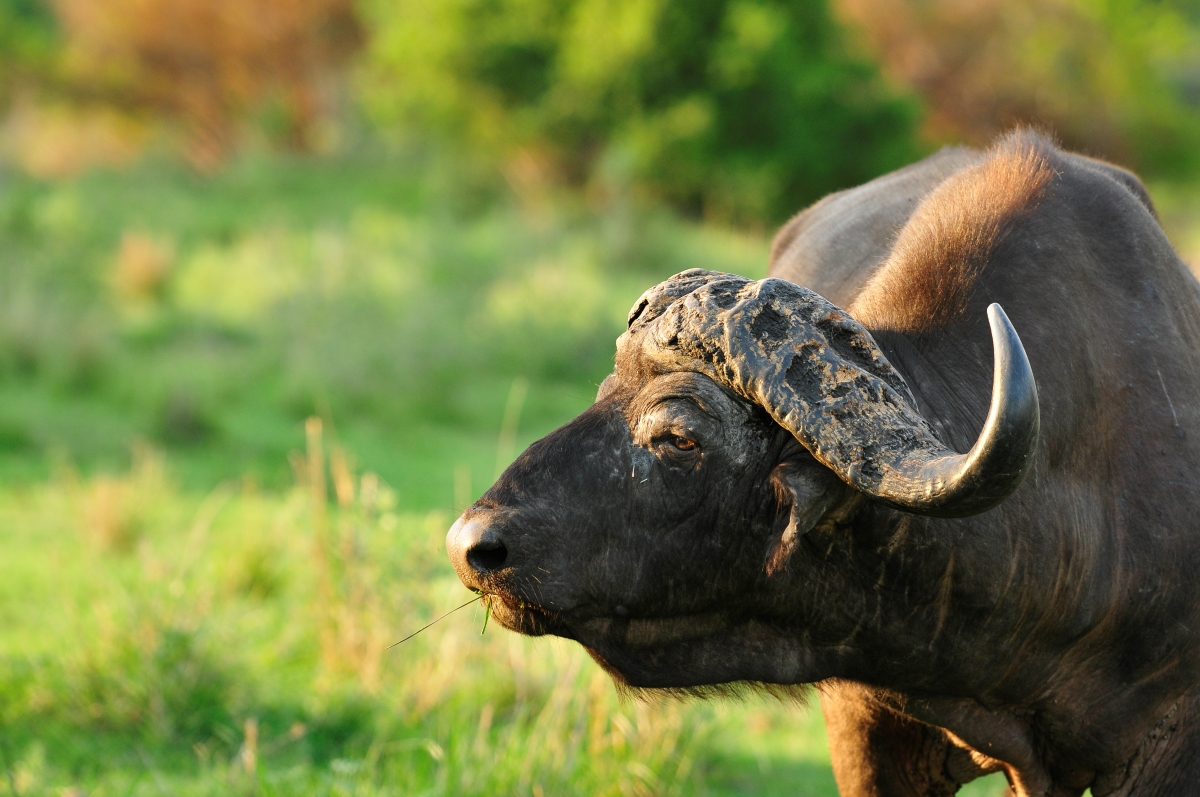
[453,463,472,514]
[495,376,529,479]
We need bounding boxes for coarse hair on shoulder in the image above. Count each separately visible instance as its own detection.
[851,129,1059,332]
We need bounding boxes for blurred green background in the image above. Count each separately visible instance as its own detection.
[1,0,1199,794]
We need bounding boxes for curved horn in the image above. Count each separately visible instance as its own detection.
[619,271,1040,518]
[873,303,1039,516]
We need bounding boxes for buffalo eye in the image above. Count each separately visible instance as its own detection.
[657,434,699,456]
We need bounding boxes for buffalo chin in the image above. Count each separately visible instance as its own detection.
[585,643,812,704]
[488,596,565,638]
[566,615,836,692]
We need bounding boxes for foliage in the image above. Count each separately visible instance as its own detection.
[0,0,362,171]
[5,0,1200,197]
[835,0,1200,176]
[47,0,361,168]
[0,0,58,102]
[357,0,923,225]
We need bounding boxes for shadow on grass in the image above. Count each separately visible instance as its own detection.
[701,753,839,797]
[701,750,1014,797]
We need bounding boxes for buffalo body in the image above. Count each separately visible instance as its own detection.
[447,132,1200,796]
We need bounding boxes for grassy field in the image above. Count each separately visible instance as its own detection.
[13,148,1191,793]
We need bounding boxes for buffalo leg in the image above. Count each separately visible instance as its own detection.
[821,680,982,797]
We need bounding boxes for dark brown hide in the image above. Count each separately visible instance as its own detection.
[772,131,1200,794]
[447,131,1200,796]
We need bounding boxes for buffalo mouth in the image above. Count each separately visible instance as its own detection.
[477,593,822,690]
[482,592,568,638]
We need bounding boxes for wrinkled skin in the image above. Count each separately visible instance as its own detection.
[447,135,1200,796]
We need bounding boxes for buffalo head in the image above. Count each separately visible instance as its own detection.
[445,269,1038,690]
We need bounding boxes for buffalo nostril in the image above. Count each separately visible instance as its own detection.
[467,538,508,573]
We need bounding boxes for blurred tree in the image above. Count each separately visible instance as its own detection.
[50,0,362,169]
[358,0,922,224]
[0,0,59,104]
[834,0,1200,176]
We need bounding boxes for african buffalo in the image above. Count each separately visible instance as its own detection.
[446,131,1200,796]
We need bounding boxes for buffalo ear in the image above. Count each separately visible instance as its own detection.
[765,461,843,575]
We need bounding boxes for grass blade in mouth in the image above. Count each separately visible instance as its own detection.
[388,596,480,650]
